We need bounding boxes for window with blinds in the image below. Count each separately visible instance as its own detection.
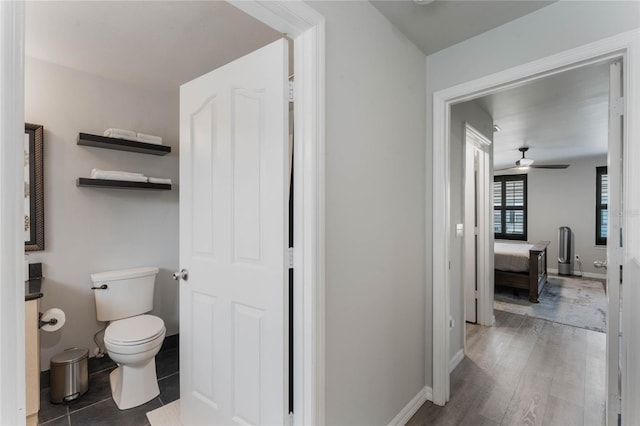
[596,166,608,246]
[493,174,527,240]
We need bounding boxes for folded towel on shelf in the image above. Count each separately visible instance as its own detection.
[104,128,137,140]
[92,170,148,183]
[91,168,144,179]
[148,177,172,185]
[136,133,163,145]
[92,173,148,183]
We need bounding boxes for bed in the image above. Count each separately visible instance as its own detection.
[494,240,550,303]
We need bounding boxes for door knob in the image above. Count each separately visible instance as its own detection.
[172,269,189,281]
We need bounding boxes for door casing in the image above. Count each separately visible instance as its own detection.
[0,3,27,425]
[431,29,640,424]
[606,60,623,426]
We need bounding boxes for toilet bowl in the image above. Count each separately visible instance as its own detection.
[90,266,165,410]
[104,315,166,410]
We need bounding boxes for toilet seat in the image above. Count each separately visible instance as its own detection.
[105,315,165,354]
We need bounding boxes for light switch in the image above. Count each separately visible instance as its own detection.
[456,223,464,237]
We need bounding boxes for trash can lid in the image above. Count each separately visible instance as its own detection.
[50,348,89,366]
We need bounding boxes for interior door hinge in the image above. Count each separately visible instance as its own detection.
[288,247,294,269]
[288,412,294,426]
[288,81,294,103]
[610,396,621,417]
[474,290,478,299]
[612,96,625,116]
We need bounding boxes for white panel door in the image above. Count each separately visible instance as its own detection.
[464,125,492,326]
[463,142,477,324]
[179,39,288,425]
[606,60,623,426]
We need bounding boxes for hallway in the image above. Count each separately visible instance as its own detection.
[409,311,605,425]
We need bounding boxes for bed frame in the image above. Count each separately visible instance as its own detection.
[494,240,550,303]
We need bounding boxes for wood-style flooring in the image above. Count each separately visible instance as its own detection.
[408,311,606,426]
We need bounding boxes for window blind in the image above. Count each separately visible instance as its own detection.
[494,174,527,241]
[596,167,608,245]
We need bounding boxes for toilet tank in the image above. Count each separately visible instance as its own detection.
[91,266,159,322]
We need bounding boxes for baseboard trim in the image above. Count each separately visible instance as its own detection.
[449,349,464,373]
[547,268,606,280]
[388,386,432,426]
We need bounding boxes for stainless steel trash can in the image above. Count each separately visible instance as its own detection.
[50,348,89,403]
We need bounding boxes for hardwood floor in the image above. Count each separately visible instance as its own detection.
[407,311,606,426]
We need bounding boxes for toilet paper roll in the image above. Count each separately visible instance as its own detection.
[40,308,66,332]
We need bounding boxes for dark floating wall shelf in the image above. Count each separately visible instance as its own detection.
[76,178,171,191]
[77,133,171,156]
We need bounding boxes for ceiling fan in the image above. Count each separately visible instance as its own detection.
[496,147,570,171]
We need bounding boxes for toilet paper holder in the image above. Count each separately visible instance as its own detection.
[39,312,57,329]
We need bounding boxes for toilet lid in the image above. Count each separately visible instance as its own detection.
[105,315,165,345]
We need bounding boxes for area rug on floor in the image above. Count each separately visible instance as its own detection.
[494,275,607,332]
[147,399,181,426]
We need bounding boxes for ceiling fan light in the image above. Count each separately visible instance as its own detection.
[517,158,534,167]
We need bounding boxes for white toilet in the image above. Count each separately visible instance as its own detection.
[90,266,166,410]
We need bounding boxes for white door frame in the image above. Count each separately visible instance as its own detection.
[0,2,27,425]
[432,28,640,421]
[463,124,493,328]
[606,59,623,426]
[227,4,326,422]
[0,1,326,424]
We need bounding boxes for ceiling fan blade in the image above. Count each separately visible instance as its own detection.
[494,166,518,172]
[530,164,570,169]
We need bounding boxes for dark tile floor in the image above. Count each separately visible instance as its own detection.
[38,343,179,426]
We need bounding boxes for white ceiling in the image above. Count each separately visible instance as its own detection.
[370,0,555,55]
[473,60,611,169]
[25,1,281,93]
[27,0,608,168]
[26,1,560,94]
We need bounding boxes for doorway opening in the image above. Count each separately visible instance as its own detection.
[431,30,637,426]
[7,2,326,425]
[449,59,615,425]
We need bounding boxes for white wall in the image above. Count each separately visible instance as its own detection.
[25,57,179,371]
[449,101,493,359]
[426,1,640,388]
[307,2,427,424]
[497,155,608,277]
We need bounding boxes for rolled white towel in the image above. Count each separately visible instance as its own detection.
[136,133,163,145]
[91,168,145,179]
[148,177,172,185]
[92,171,148,183]
[104,128,137,140]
